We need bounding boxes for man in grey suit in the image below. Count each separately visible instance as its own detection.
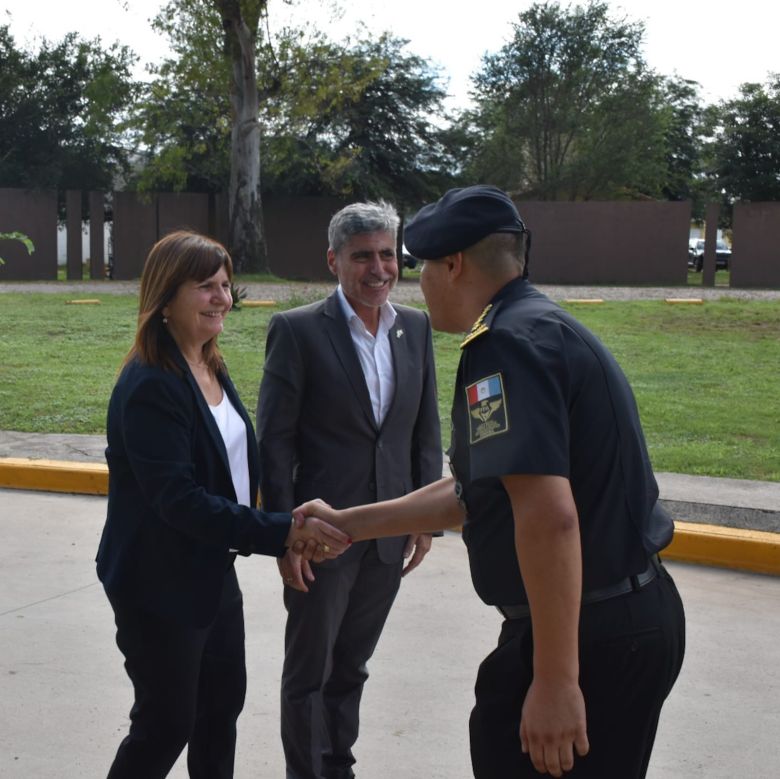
[256,201,443,779]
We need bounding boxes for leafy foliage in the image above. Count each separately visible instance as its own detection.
[261,32,452,205]
[127,1,237,193]
[0,231,34,265]
[130,4,451,208]
[0,25,138,194]
[707,76,780,204]
[457,1,672,200]
[230,281,248,309]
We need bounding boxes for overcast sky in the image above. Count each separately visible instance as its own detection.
[3,0,778,108]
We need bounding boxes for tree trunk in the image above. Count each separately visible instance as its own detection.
[217,0,267,273]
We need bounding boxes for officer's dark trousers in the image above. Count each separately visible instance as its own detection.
[105,568,246,779]
[470,565,685,779]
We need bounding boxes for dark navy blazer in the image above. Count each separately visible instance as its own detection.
[96,343,291,627]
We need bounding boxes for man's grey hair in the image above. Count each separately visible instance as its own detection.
[328,201,400,253]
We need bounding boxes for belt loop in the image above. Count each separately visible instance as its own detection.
[630,574,641,592]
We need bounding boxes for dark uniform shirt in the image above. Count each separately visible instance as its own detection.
[449,277,674,606]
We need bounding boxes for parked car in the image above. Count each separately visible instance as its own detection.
[688,238,731,271]
[401,245,418,269]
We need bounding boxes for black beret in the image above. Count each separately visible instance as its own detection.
[404,185,526,260]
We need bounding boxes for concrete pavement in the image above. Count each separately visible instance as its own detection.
[1,488,779,778]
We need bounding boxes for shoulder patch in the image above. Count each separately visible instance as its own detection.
[460,304,493,349]
[466,372,509,444]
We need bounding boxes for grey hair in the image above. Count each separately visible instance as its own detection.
[328,201,400,253]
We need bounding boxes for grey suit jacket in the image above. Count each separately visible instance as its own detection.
[256,291,442,564]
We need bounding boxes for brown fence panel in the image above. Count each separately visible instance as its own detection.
[13,189,780,289]
[0,188,58,280]
[731,203,780,288]
[89,192,105,279]
[112,192,158,279]
[112,192,214,279]
[158,192,210,238]
[65,190,83,280]
[264,196,351,280]
[514,201,691,285]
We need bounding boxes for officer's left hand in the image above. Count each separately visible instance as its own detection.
[519,676,589,776]
[401,533,432,577]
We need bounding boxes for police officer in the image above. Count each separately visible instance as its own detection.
[297,185,686,778]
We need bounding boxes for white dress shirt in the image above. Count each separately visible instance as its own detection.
[336,285,397,426]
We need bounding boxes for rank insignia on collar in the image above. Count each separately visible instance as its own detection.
[460,304,492,349]
[466,372,509,444]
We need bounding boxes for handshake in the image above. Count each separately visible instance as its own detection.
[284,499,353,564]
[278,478,455,591]
[281,499,362,592]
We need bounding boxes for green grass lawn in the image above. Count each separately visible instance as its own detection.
[0,293,778,481]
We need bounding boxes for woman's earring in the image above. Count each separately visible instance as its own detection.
[163,315,168,324]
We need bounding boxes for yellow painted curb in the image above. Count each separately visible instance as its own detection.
[563,298,604,304]
[665,298,704,304]
[0,458,108,495]
[65,299,102,305]
[241,300,276,307]
[665,520,780,576]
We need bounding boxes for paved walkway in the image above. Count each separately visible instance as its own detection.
[1,488,779,778]
[3,278,780,302]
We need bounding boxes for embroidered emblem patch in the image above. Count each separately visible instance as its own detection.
[466,373,509,443]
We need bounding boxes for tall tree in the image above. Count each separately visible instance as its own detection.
[262,32,450,205]
[707,76,780,204]
[659,77,703,202]
[461,1,669,200]
[216,0,265,272]
[147,0,271,272]
[135,5,451,245]
[0,25,137,193]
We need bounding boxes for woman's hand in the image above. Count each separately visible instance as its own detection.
[286,499,351,563]
[278,549,315,592]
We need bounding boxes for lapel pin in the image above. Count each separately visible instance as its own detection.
[396,329,404,338]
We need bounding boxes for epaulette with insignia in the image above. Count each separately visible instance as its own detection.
[460,304,493,349]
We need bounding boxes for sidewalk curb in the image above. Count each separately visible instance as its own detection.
[0,457,108,495]
[665,521,780,576]
[1,457,778,576]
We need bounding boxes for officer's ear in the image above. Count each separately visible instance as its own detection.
[445,252,464,280]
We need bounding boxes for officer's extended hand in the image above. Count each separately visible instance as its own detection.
[286,503,350,563]
[401,533,432,577]
[519,677,589,776]
[293,498,360,543]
